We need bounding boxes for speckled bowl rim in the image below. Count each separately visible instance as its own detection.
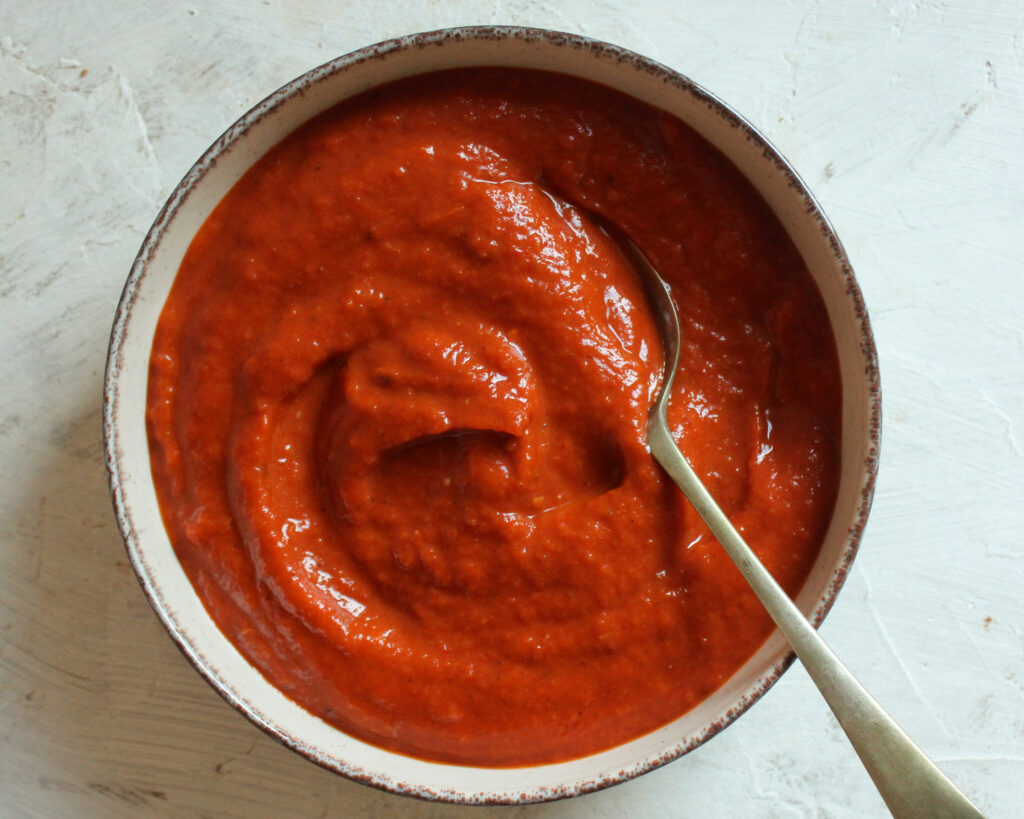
[103,25,881,805]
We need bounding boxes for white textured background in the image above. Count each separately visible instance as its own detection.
[2,2,1021,817]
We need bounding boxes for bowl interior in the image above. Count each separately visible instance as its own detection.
[104,27,878,803]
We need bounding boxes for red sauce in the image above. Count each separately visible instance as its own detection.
[147,69,841,766]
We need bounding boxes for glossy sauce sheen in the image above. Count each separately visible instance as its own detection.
[147,69,841,765]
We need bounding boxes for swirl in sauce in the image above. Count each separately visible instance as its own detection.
[147,68,841,765]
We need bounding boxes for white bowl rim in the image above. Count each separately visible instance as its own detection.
[103,24,881,805]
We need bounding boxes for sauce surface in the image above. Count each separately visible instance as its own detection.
[147,69,841,765]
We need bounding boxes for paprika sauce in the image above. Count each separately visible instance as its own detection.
[147,68,841,765]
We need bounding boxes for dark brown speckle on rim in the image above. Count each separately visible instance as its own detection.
[102,24,881,806]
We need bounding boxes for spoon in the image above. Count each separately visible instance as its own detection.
[613,234,985,818]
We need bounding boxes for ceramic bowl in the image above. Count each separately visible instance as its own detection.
[103,26,880,804]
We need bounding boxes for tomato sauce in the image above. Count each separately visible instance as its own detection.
[147,69,841,765]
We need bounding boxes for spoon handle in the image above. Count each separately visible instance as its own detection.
[648,426,985,818]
